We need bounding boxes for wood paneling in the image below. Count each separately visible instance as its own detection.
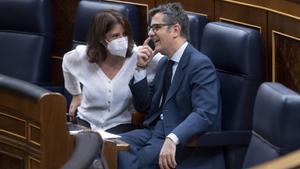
[52,0,78,56]
[170,0,215,20]
[0,150,25,169]
[52,0,79,85]
[228,0,300,18]
[0,112,26,140]
[51,57,64,86]
[105,0,156,43]
[107,0,155,8]
[269,12,300,93]
[0,81,74,169]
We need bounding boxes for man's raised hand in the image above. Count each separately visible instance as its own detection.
[137,37,157,68]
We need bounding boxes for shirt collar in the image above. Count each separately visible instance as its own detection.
[169,41,188,63]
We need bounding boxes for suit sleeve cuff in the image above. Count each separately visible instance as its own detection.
[167,133,180,145]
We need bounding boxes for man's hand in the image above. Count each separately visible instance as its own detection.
[159,137,177,169]
[137,37,157,68]
[68,94,82,121]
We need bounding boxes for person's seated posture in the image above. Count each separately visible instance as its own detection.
[118,3,223,169]
[62,10,161,134]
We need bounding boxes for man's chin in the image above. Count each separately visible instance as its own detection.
[154,46,161,52]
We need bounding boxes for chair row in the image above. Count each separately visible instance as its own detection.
[0,0,207,89]
[2,0,300,168]
[181,21,300,169]
[72,0,207,49]
[0,0,52,85]
[93,7,300,169]
[76,2,300,168]
[0,74,102,169]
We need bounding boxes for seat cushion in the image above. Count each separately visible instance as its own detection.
[243,82,300,168]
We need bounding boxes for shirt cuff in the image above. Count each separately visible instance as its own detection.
[133,69,147,84]
[167,133,180,145]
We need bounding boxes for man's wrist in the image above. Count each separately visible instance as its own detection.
[136,63,147,69]
[167,133,180,145]
[135,66,146,72]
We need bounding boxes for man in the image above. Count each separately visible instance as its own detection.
[118,3,224,169]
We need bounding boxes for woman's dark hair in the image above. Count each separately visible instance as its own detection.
[86,10,134,63]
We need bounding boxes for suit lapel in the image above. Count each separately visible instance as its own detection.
[165,44,192,103]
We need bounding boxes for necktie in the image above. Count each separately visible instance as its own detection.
[161,60,174,106]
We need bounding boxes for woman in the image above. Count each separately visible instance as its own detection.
[62,10,160,134]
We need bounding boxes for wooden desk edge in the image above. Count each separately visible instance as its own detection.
[101,139,130,169]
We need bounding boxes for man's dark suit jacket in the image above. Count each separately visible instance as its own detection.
[129,43,224,168]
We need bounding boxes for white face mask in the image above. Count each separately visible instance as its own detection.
[106,36,128,58]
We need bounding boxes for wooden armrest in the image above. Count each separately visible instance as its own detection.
[251,149,300,169]
[101,139,129,169]
[62,131,102,169]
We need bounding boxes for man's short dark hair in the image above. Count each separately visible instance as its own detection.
[149,2,189,39]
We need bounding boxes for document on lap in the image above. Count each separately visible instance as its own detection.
[95,129,121,139]
[69,129,121,139]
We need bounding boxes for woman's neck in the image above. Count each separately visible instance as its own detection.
[100,54,125,67]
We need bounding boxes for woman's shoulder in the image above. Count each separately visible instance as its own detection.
[63,45,88,63]
[131,45,138,57]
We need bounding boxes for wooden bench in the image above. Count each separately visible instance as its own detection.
[0,74,101,169]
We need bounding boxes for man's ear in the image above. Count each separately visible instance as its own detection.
[172,23,181,38]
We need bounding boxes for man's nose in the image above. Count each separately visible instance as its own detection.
[148,28,154,37]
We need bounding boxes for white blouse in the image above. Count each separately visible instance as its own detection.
[62,45,161,130]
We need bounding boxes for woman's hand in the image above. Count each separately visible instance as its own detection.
[68,94,82,121]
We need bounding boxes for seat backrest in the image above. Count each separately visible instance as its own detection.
[0,0,52,85]
[187,13,207,50]
[243,82,300,168]
[0,74,103,169]
[200,22,262,169]
[0,74,102,169]
[72,0,141,48]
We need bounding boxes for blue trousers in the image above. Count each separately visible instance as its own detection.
[118,120,225,169]
[118,120,165,169]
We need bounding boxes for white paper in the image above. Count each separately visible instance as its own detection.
[69,129,121,139]
[95,129,121,139]
[69,130,83,135]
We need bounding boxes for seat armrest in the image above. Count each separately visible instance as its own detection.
[130,113,251,147]
[102,139,130,169]
[251,149,300,169]
[131,111,145,125]
[61,131,102,169]
[188,130,251,147]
